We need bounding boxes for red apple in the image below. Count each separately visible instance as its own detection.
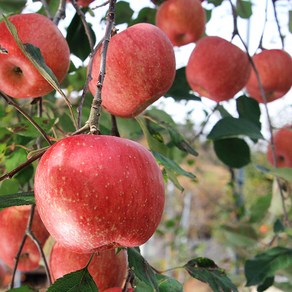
[246,49,292,103]
[0,206,49,271]
[66,0,95,6]
[155,0,206,46]
[267,127,292,168]
[34,134,165,253]
[0,13,70,98]
[186,36,251,102]
[50,242,127,291]
[88,23,176,118]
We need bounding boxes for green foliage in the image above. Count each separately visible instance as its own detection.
[156,274,183,292]
[236,0,252,19]
[184,258,238,291]
[0,0,26,14]
[48,268,98,292]
[0,191,35,208]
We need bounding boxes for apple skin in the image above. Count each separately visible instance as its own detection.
[0,206,49,271]
[34,134,165,253]
[186,36,251,102]
[88,23,176,118]
[155,0,206,46]
[246,49,292,103]
[0,13,70,98]
[67,0,94,6]
[50,242,127,291]
[267,127,292,168]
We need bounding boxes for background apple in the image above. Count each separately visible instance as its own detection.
[88,23,176,118]
[50,242,127,291]
[267,127,292,168]
[246,49,292,103]
[186,36,251,102]
[0,13,70,98]
[155,0,206,46]
[34,134,165,253]
[0,206,49,271]
[66,0,94,6]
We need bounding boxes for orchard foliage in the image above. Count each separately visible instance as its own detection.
[0,0,292,291]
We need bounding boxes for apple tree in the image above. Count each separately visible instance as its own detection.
[0,0,291,291]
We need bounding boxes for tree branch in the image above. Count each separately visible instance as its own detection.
[54,0,67,25]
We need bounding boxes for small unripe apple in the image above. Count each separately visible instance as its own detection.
[50,243,127,291]
[0,206,49,271]
[0,13,70,98]
[89,23,176,118]
[186,36,251,102]
[34,134,165,253]
[246,49,292,103]
[155,0,206,46]
[267,127,292,168]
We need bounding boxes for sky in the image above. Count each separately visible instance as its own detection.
[24,0,292,141]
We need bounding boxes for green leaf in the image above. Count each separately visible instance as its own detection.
[136,117,169,156]
[130,7,156,25]
[249,193,272,223]
[236,0,252,18]
[165,68,201,101]
[37,0,60,16]
[128,247,159,291]
[153,151,196,180]
[184,258,238,291]
[257,277,274,292]
[165,168,184,192]
[0,179,19,195]
[7,117,55,138]
[0,0,26,14]
[236,95,261,130]
[207,117,264,140]
[66,12,96,61]
[273,219,285,234]
[0,192,35,209]
[156,274,183,292]
[7,286,35,292]
[207,0,224,6]
[270,167,292,182]
[115,1,134,25]
[4,147,27,172]
[213,138,251,168]
[48,268,98,292]
[245,246,292,286]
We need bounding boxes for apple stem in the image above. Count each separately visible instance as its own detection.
[228,0,290,227]
[0,91,52,146]
[54,0,67,25]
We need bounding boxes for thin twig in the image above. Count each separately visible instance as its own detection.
[228,0,290,226]
[0,150,46,182]
[92,0,110,10]
[9,205,36,289]
[54,0,67,25]
[86,0,117,134]
[71,0,95,50]
[40,0,53,20]
[0,92,52,146]
[271,0,285,49]
[28,230,52,285]
[258,0,269,50]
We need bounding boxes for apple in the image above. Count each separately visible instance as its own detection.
[246,49,292,103]
[0,206,49,271]
[155,0,206,46]
[0,13,70,99]
[66,0,94,6]
[88,23,176,118]
[34,134,165,253]
[50,242,127,291]
[186,36,251,102]
[267,127,292,168]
